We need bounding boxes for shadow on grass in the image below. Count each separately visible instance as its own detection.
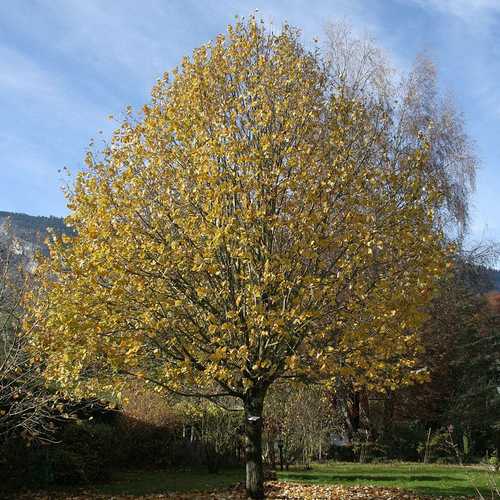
[96,467,245,496]
[1,468,246,499]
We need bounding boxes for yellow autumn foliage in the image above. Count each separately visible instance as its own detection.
[28,19,448,403]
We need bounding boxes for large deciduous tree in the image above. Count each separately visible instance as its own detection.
[29,19,448,498]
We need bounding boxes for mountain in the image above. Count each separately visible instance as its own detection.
[0,211,69,268]
[489,268,500,290]
[0,211,67,243]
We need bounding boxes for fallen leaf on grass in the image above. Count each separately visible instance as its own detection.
[7,480,474,499]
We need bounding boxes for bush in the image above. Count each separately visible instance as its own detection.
[112,413,179,468]
[379,422,428,461]
[0,420,117,490]
[53,420,116,482]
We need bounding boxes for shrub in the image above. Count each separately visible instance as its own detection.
[0,420,116,490]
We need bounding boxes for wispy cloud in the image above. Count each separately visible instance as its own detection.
[0,0,498,247]
[408,0,500,26]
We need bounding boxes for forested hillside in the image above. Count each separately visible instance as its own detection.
[0,211,67,242]
[490,267,500,289]
[0,210,69,256]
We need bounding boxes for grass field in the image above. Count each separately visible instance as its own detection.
[11,462,498,498]
[278,462,497,498]
[88,462,498,498]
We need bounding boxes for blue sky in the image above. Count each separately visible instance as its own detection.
[0,0,499,248]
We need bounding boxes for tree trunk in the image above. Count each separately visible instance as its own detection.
[382,391,394,440]
[268,435,276,469]
[244,388,266,499]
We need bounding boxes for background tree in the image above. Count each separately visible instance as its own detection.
[30,19,448,498]
[324,21,476,239]
[264,382,334,469]
[0,234,55,443]
[323,22,480,458]
[334,248,500,463]
[427,253,500,462]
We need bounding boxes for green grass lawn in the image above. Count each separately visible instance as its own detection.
[13,463,497,498]
[93,462,496,498]
[277,462,498,498]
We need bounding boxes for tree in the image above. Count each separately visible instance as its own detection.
[264,382,334,469]
[322,23,479,460]
[358,249,500,462]
[29,19,448,498]
[0,236,54,443]
[432,255,500,461]
[324,21,476,240]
